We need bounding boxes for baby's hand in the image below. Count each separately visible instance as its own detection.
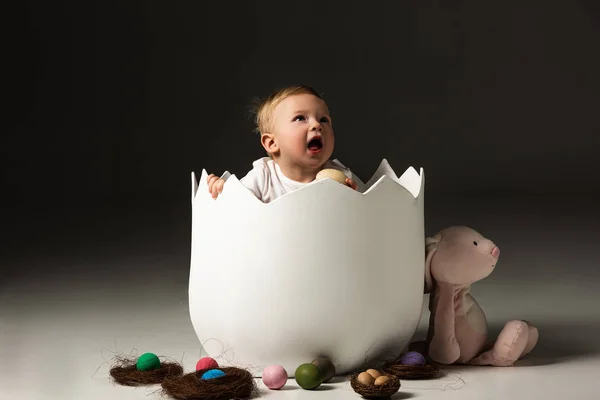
[207,174,225,199]
[345,178,358,191]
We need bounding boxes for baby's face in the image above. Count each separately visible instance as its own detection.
[268,93,334,169]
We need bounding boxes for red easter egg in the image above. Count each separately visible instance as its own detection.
[196,357,219,371]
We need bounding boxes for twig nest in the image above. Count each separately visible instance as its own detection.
[381,352,442,380]
[161,367,257,400]
[350,369,400,399]
[316,168,347,184]
[109,354,183,386]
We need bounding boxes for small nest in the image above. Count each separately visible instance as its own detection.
[109,356,183,386]
[381,361,441,380]
[161,367,257,400]
[349,373,401,399]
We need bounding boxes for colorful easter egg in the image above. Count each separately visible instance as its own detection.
[311,357,335,382]
[201,369,226,380]
[196,356,219,371]
[136,353,161,371]
[295,363,323,390]
[262,365,288,389]
[399,351,426,365]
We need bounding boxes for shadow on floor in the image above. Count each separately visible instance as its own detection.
[411,320,600,367]
[490,320,600,366]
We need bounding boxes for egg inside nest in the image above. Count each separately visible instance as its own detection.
[350,368,400,399]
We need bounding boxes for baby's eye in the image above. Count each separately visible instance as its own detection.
[473,241,478,246]
[293,115,306,121]
[320,117,330,123]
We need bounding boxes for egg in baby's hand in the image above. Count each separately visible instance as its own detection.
[316,169,347,185]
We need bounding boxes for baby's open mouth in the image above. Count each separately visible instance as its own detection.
[307,137,323,152]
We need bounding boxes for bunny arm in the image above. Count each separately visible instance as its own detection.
[428,282,461,364]
[454,287,489,363]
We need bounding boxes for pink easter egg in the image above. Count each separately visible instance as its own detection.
[196,357,219,371]
[262,365,288,390]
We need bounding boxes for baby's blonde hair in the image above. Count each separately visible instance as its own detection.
[253,85,324,136]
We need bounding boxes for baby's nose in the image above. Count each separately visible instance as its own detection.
[310,120,322,130]
[491,246,500,258]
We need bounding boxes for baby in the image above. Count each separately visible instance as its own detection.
[206,85,360,203]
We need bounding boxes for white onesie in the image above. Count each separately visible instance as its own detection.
[221,157,361,203]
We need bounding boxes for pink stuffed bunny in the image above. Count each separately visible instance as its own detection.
[422,226,538,366]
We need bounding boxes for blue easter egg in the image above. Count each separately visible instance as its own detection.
[201,369,226,380]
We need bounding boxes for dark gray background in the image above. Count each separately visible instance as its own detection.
[2,5,600,395]
[3,0,599,263]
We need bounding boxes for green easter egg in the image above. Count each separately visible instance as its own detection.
[312,357,335,382]
[136,353,161,371]
[295,363,323,390]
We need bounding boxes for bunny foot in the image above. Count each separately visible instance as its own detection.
[522,320,539,356]
[468,320,538,366]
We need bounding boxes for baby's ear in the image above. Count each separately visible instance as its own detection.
[260,133,278,154]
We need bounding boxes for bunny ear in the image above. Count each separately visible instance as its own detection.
[424,237,440,293]
[425,236,438,246]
